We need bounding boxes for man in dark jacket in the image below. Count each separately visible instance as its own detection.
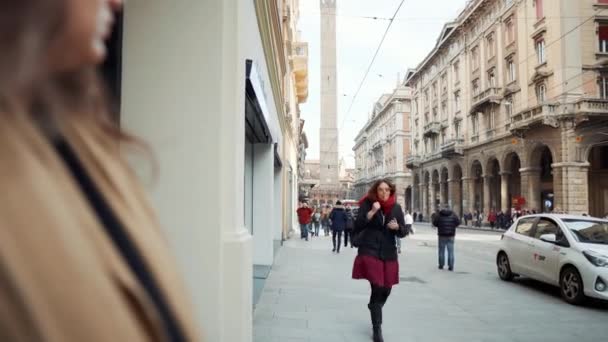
[432,207,461,271]
[330,201,348,253]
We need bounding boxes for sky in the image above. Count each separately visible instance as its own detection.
[297,0,470,168]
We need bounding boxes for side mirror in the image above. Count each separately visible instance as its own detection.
[540,233,557,243]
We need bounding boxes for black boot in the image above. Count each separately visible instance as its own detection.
[368,304,384,342]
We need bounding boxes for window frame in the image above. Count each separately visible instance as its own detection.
[536,38,546,65]
[599,23,608,53]
[535,0,544,20]
[536,83,547,103]
[515,217,538,237]
[533,217,560,240]
[600,76,608,99]
[507,59,517,82]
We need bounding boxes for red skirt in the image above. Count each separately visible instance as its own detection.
[352,254,399,288]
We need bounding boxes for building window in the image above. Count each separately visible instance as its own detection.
[486,34,496,59]
[536,39,546,64]
[599,76,608,99]
[505,19,515,44]
[507,59,516,82]
[535,0,544,20]
[536,83,547,103]
[471,115,479,135]
[454,120,461,138]
[599,24,608,53]
[488,69,496,87]
[505,95,514,116]
[453,61,460,83]
[441,129,447,145]
[471,46,480,70]
[488,108,496,129]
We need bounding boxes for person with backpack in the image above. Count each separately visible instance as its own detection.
[352,179,408,342]
[344,205,355,248]
[329,201,348,253]
[432,206,461,271]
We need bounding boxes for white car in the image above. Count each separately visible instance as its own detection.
[496,214,608,304]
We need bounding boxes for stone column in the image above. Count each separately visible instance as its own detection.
[253,144,274,267]
[420,183,427,220]
[439,181,447,208]
[121,0,252,340]
[428,182,434,217]
[520,168,542,211]
[448,179,462,217]
[552,163,590,215]
[462,177,473,213]
[483,175,492,215]
[500,172,511,213]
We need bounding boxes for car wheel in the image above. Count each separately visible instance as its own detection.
[560,267,586,305]
[497,252,514,281]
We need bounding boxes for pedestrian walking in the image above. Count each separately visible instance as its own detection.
[488,210,497,229]
[432,207,461,271]
[352,179,408,342]
[330,201,348,253]
[296,203,313,241]
[419,212,424,222]
[322,207,331,236]
[0,1,201,339]
[464,212,472,226]
[344,206,355,248]
[312,209,322,237]
[396,210,414,254]
[413,211,418,222]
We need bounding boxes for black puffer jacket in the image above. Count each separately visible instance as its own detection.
[432,209,461,237]
[353,199,408,261]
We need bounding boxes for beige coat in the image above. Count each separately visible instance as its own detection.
[0,113,201,341]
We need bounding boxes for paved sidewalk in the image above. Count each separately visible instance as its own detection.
[253,226,608,342]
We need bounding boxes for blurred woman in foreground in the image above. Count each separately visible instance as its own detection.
[0,0,200,340]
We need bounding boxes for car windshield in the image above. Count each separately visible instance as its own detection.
[562,219,608,244]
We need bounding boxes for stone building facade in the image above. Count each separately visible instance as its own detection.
[303,159,356,205]
[353,84,414,210]
[406,0,608,221]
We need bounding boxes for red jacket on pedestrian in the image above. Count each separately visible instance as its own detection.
[488,212,497,223]
[297,207,313,224]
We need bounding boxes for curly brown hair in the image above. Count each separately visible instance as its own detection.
[366,178,396,201]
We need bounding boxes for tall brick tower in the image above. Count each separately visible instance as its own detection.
[319,0,339,189]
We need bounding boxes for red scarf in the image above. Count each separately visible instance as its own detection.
[359,194,396,215]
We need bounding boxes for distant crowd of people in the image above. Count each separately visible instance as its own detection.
[296,201,357,253]
[409,207,601,230]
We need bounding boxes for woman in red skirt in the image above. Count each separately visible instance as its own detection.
[352,179,408,342]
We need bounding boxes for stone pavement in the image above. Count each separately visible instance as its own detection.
[253,225,608,342]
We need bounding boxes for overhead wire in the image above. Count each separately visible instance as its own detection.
[321,0,407,169]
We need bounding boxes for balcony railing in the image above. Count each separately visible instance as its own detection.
[423,121,441,137]
[440,138,465,158]
[291,42,309,103]
[510,103,559,135]
[574,98,608,115]
[405,155,421,169]
[471,87,503,112]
